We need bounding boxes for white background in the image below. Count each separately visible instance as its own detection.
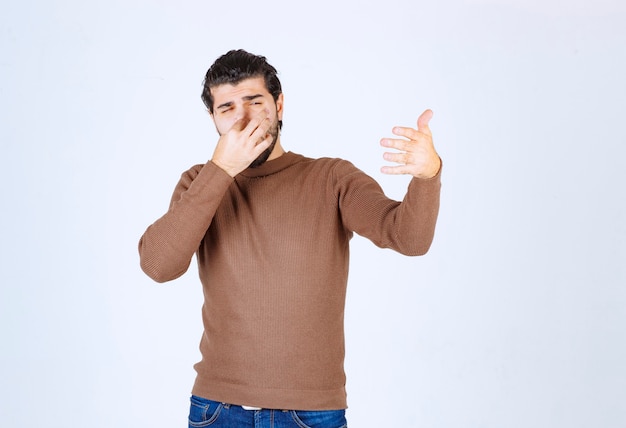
[1,1,625,427]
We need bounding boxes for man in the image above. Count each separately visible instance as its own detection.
[139,49,441,428]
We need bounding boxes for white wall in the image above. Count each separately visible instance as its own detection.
[1,1,625,427]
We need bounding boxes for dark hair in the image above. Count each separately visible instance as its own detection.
[201,49,283,128]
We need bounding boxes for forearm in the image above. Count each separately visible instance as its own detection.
[338,161,442,256]
[138,161,233,282]
[394,167,442,255]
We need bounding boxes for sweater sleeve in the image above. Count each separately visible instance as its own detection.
[138,161,234,282]
[335,160,442,256]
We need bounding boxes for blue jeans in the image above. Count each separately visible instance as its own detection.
[188,395,348,428]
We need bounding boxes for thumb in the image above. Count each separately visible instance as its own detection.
[417,109,434,135]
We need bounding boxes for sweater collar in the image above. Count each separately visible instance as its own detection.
[237,151,302,178]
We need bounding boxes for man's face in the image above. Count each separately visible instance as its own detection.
[210,76,283,167]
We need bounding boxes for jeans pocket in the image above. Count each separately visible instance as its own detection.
[290,409,347,428]
[188,395,223,427]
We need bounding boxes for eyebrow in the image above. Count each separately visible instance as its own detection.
[216,94,264,110]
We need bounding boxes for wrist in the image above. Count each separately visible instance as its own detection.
[210,158,240,177]
[413,156,441,179]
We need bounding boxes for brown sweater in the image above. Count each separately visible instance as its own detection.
[138,151,441,410]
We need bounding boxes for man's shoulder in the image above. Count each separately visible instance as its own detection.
[291,152,356,170]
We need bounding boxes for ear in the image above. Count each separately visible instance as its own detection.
[275,93,284,121]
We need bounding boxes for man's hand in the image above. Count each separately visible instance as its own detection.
[380,109,441,179]
[211,111,273,177]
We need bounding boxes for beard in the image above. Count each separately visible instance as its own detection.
[248,117,280,168]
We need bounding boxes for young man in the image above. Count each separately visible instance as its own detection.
[139,49,441,428]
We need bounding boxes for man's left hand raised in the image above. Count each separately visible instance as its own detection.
[380,109,441,179]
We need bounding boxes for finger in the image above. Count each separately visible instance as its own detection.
[380,164,413,175]
[387,109,434,140]
[380,137,412,152]
[417,109,433,135]
[390,126,419,141]
[249,118,272,144]
[243,111,270,136]
[383,151,409,165]
[250,133,273,156]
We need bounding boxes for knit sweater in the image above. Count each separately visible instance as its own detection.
[138,151,441,410]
